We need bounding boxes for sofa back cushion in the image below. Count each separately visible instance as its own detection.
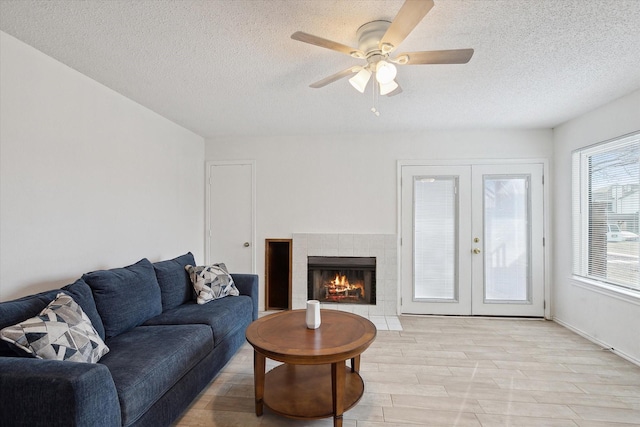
[62,278,106,340]
[0,289,60,356]
[82,258,162,338]
[153,252,196,311]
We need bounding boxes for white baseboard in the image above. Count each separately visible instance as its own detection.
[553,317,640,367]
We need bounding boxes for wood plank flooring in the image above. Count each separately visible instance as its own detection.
[173,315,640,426]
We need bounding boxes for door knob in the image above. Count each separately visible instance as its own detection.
[473,248,481,254]
[243,242,250,247]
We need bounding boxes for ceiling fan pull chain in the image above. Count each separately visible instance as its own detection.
[371,78,380,117]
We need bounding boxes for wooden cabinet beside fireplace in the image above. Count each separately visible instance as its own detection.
[265,239,292,310]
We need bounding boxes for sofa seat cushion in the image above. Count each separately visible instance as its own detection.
[143,295,253,346]
[100,324,213,427]
[83,258,162,338]
[153,252,196,311]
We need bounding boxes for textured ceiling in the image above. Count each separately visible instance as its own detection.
[1,0,639,139]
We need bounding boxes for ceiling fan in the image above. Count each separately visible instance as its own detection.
[291,0,474,97]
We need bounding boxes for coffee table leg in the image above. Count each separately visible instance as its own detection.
[331,361,345,427]
[254,351,265,416]
[351,355,361,373]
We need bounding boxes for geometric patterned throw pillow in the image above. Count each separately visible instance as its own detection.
[185,263,239,305]
[0,292,109,363]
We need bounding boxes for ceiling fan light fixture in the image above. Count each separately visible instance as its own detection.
[349,67,372,93]
[375,61,397,84]
[379,79,399,96]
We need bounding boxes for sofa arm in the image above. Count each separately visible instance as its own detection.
[231,273,259,320]
[0,357,121,427]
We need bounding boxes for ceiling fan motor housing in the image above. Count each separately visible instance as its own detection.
[356,20,391,60]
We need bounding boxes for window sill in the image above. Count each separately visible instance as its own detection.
[571,276,640,306]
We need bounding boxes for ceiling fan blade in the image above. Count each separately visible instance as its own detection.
[309,66,361,88]
[380,0,434,53]
[397,48,474,65]
[292,32,364,58]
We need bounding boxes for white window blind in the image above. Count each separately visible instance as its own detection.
[414,176,457,300]
[572,131,640,292]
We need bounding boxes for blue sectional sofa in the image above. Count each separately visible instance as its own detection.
[0,253,258,427]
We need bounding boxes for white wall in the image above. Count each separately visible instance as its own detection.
[552,89,640,364]
[0,32,205,301]
[206,130,553,309]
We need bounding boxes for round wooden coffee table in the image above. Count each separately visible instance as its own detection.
[245,309,376,427]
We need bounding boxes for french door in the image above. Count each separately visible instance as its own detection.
[400,163,545,316]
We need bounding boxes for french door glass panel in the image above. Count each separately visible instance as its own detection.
[414,177,457,300]
[483,175,530,302]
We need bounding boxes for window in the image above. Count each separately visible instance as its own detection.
[572,131,640,292]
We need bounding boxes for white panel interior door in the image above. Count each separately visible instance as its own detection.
[207,161,255,273]
[401,162,545,317]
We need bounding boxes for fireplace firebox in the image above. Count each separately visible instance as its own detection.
[307,256,376,304]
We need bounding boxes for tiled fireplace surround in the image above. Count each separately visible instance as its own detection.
[292,233,398,316]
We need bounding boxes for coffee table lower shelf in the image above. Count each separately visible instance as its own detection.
[263,364,364,420]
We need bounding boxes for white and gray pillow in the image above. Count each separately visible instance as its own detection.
[185,263,239,304]
[0,292,109,363]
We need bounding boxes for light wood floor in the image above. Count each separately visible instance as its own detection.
[174,315,640,426]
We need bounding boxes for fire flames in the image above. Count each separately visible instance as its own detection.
[324,274,365,300]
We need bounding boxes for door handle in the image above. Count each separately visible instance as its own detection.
[243,242,250,247]
[473,248,481,254]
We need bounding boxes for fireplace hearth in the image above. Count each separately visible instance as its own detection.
[307,256,376,305]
